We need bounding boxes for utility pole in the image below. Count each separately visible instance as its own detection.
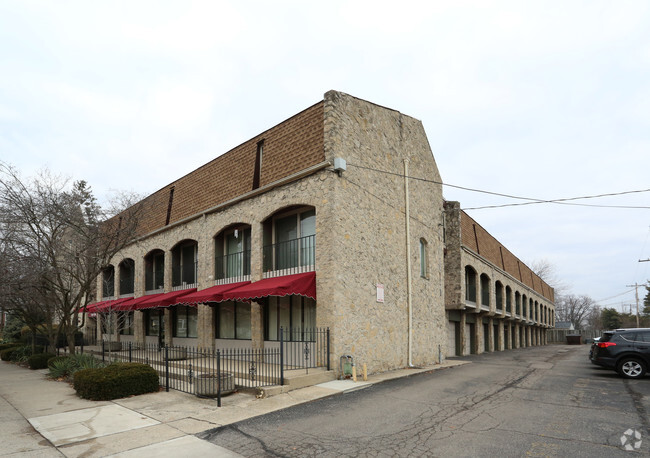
[626,283,641,328]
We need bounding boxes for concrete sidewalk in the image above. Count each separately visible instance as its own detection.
[0,359,468,457]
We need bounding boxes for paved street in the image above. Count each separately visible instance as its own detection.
[200,345,650,457]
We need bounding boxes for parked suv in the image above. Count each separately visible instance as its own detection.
[591,328,650,379]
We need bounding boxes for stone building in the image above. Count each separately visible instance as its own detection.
[88,90,447,375]
[443,201,555,356]
[87,90,554,375]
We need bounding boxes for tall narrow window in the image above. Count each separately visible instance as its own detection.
[253,140,263,190]
[419,238,428,278]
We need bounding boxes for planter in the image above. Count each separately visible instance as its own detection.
[195,373,235,397]
[165,347,188,361]
[103,341,122,352]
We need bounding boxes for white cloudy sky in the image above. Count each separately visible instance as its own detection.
[1,1,649,311]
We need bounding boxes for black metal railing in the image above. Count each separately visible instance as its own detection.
[263,235,315,275]
[215,250,251,282]
[77,326,330,406]
[172,261,198,290]
[279,327,330,372]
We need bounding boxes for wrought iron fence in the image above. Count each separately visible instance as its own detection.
[280,327,330,372]
[98,342,283,406]
[75,326,330,405]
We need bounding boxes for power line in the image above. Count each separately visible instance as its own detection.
[346,162,650,210]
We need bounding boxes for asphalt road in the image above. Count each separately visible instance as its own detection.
[199,345,650,457]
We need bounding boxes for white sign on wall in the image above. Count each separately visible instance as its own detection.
[376,283,384,303]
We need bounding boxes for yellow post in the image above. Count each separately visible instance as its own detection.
[352,365,357,382]
[363,363,367,381]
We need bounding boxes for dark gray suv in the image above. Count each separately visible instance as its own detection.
[590,328,650,379]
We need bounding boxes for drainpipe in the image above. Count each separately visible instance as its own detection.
[404,158,414,367]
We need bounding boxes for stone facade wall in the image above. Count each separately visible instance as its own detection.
[323,91,446,372]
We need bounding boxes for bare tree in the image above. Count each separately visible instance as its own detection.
[0,162,143,353]
[529,258,570,298]
[555,294,596,330]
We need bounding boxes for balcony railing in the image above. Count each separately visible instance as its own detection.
[263,235,315,278]
[172,261,198,291]
[215,250,251,284]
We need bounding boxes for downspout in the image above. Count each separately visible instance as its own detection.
[404,158,414,367]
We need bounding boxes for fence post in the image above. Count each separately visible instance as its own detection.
[128,342,132,362]
[326,327,330,371]
[217,349,221,408]
[102,340,105,362]
[165,346,170,392]
[280,327,284,386]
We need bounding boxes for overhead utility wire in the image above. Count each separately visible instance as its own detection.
[346,163,650,210]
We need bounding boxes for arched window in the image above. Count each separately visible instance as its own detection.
[419,238,428,278]
[119,259,135,296]
[144,249,165,293]
[515,291,521,315]
[465,266,477,304]
[215,224,251,284]
[480,274,490,308]
[495,281,504,312]
[505,286,512,314]
[172,239,198,290]
[263,206,315,276]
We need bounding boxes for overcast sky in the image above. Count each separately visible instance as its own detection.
[1,1,648,312]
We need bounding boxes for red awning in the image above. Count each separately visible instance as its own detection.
[220,272,316,302]
[95,298,132,313]
[136,288,197,309]
[113,293,164,311]
[82,301,106,313]
[178,281,252,305]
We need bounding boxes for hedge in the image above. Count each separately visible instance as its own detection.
[73,363,160,400]
[28,353,56,370]
[0,347,20,361]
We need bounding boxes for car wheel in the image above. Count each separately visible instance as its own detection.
[617,358,647,379]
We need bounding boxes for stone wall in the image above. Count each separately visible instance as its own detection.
[323,91,446,372]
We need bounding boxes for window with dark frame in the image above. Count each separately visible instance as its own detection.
[214,301,251,339]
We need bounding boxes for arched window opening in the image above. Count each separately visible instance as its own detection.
[419,238,428,279]
[495,281,504,312]
[263,206,315,276]
[172,240,198,290]
[145,249,165,293]
[465,266,477,304]
[480,274,490,308]
[119,259,135,296]
[215,225,251,284]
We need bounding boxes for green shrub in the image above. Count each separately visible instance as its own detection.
[47,353,106,379]
[28,353,56,370]
[0,347,20,361]
[8,345,44,362]
[0,342,20,351]
[73,363,159,401]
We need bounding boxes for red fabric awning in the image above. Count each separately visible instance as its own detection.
[136,288,197,309]
[178,281,252,305]
[95,298,132,313]
[220,272,316,302]
[113,293,164,311]
[83,301,106,313]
